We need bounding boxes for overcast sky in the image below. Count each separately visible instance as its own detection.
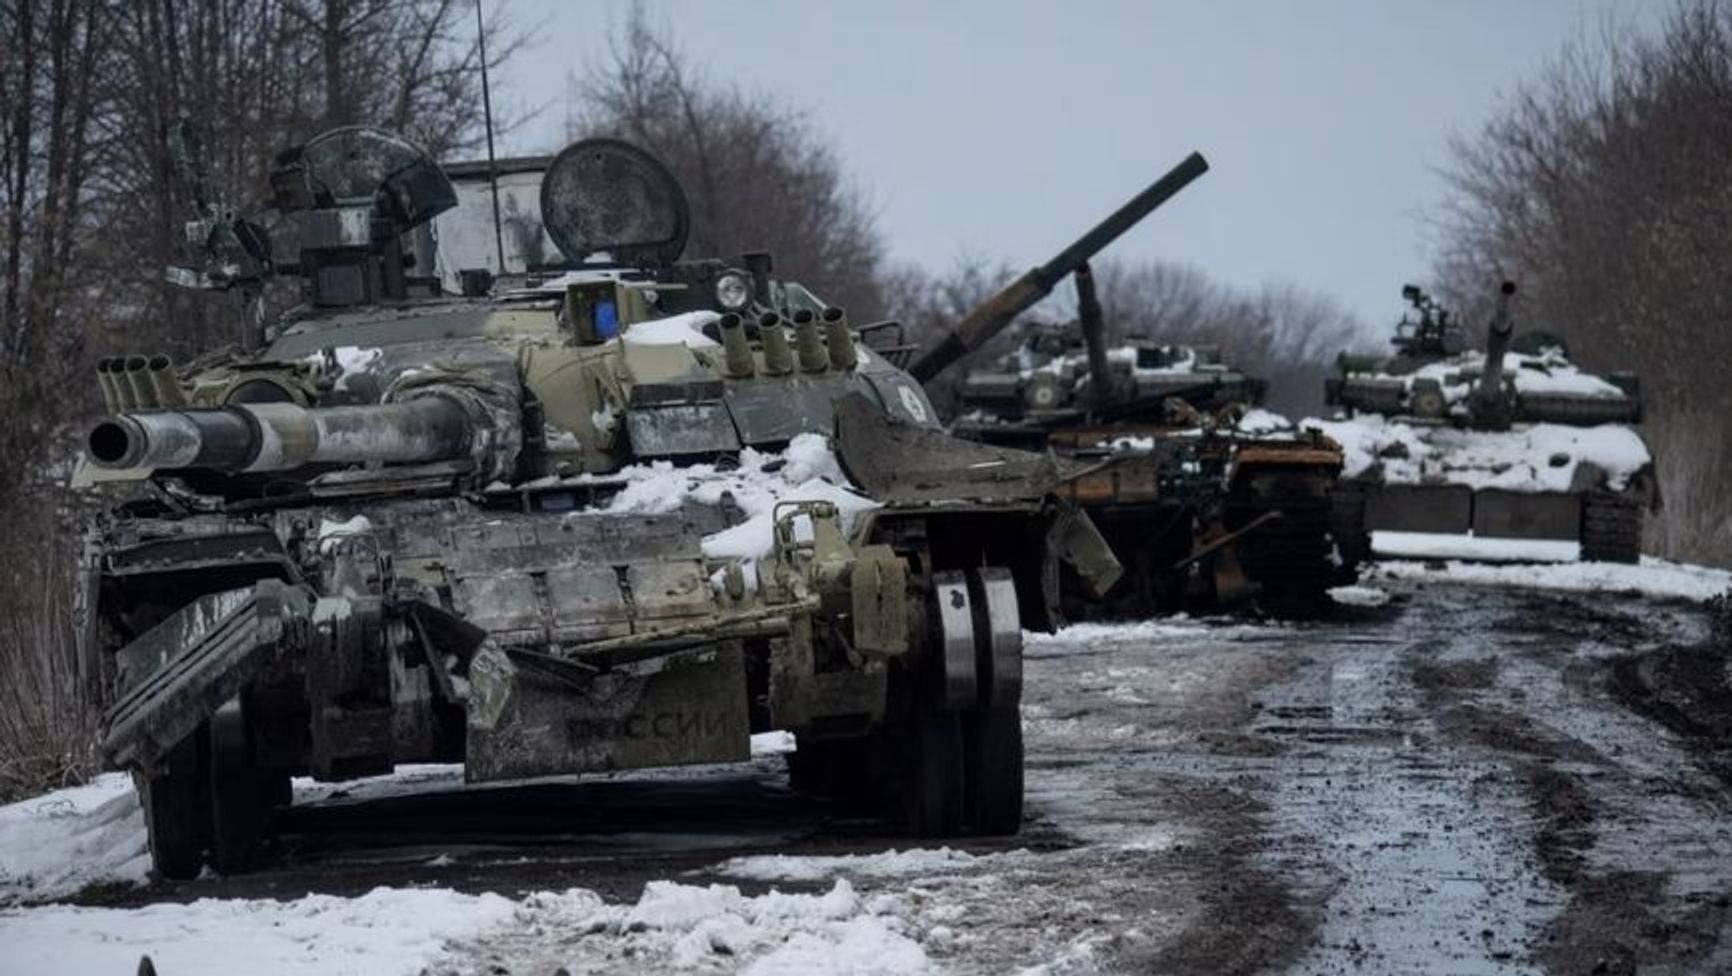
[491,0,1667,335]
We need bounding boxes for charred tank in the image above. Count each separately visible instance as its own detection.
[911,156,1350,617]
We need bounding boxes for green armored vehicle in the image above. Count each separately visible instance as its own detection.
[76,127,1120,878]
[1315,282,1655,563]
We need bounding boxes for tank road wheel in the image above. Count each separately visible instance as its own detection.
[903,703,967,838]
[964,707,1024,835]
[205,699,283,875]
[962,568,1024,836]
[136,734,210,881]
[896,572,974,837]
[1581,490,1642,564]
[893,568,1028,837]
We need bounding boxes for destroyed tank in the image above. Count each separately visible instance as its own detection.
[914,153,1349,616]
[75,126,1122,878]
[1316,282,1655,563]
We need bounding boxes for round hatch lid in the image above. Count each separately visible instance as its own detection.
[539,138,689,266]
[281,126,457,232]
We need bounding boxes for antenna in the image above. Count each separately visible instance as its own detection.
[476,0,506,275]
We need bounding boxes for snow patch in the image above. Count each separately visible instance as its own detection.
[440,879,930,975]
[1235,407,1292,436]
[750,730,797,757]
[1368,557,1732,602]
[1328,584,1392,607]
[0,886,519,976]
[1025,617,1285,652]
[0,773,148,905]
[1372,531,1578,563]
[622,311,721,349]
[584,433,878,577]
[1306,414,1650,493]
[715,847,991,883]
[316,514,373,554]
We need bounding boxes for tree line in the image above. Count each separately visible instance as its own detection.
[1433,1,1732,567]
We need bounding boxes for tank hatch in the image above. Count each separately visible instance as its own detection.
[539,138,690,266]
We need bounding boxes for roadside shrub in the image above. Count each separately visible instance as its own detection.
[0,525,98,804]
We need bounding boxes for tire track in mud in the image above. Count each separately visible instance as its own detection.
[1417,591,1732,975]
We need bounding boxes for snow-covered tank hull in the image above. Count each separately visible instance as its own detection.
[1317,283,1655,563]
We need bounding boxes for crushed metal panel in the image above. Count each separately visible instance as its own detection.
[1050,508,1124,600]
[465,643,749,781]
[1472,489,1581,540]
[102,580,313,770]
[1364,484,1473,534]
[834,393,1066,504]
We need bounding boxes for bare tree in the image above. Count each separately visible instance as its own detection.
[1433,1,1732,566]
[0,0,527,796]
[570,7,886,315]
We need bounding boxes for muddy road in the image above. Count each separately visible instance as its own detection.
[75,580,1732,974]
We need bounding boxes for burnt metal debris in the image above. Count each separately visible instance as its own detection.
[916,155,1351,616]
[75,126,1122,879]
[1324,281,1656,563]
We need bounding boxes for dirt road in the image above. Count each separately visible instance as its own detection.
[74,580,1732,975]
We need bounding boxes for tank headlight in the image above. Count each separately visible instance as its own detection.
[714,273,752,311]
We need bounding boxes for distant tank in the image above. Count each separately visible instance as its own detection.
[75,125,1122,878]
[912,153,1351,616]
[1315,281,1655,563]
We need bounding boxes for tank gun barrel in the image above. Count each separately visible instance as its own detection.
[1470,281,1518,422]
[1074,264,1112,409]
[86,397,476,475]
[908,151,1209,383]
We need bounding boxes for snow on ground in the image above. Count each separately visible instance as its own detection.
[1026,615,1287,652]
[1,736,800,907]
[1368,555,1732,602]
[714,847,995,883]
[1372,530,1579,563]
[432,878,931,975]
[0,772,147,905]
[0,887,521,976]
[1304,414,1650,492]
[1329,584,1392,607]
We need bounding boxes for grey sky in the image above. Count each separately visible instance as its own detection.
[493,0,1667,334]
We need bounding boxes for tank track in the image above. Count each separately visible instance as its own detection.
[1230,474,1336,616]
[1580,490,1642,564]
[1329,482,1372,581]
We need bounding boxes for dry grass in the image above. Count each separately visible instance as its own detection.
[1645,410,1732,571]
[0,527,99,804]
